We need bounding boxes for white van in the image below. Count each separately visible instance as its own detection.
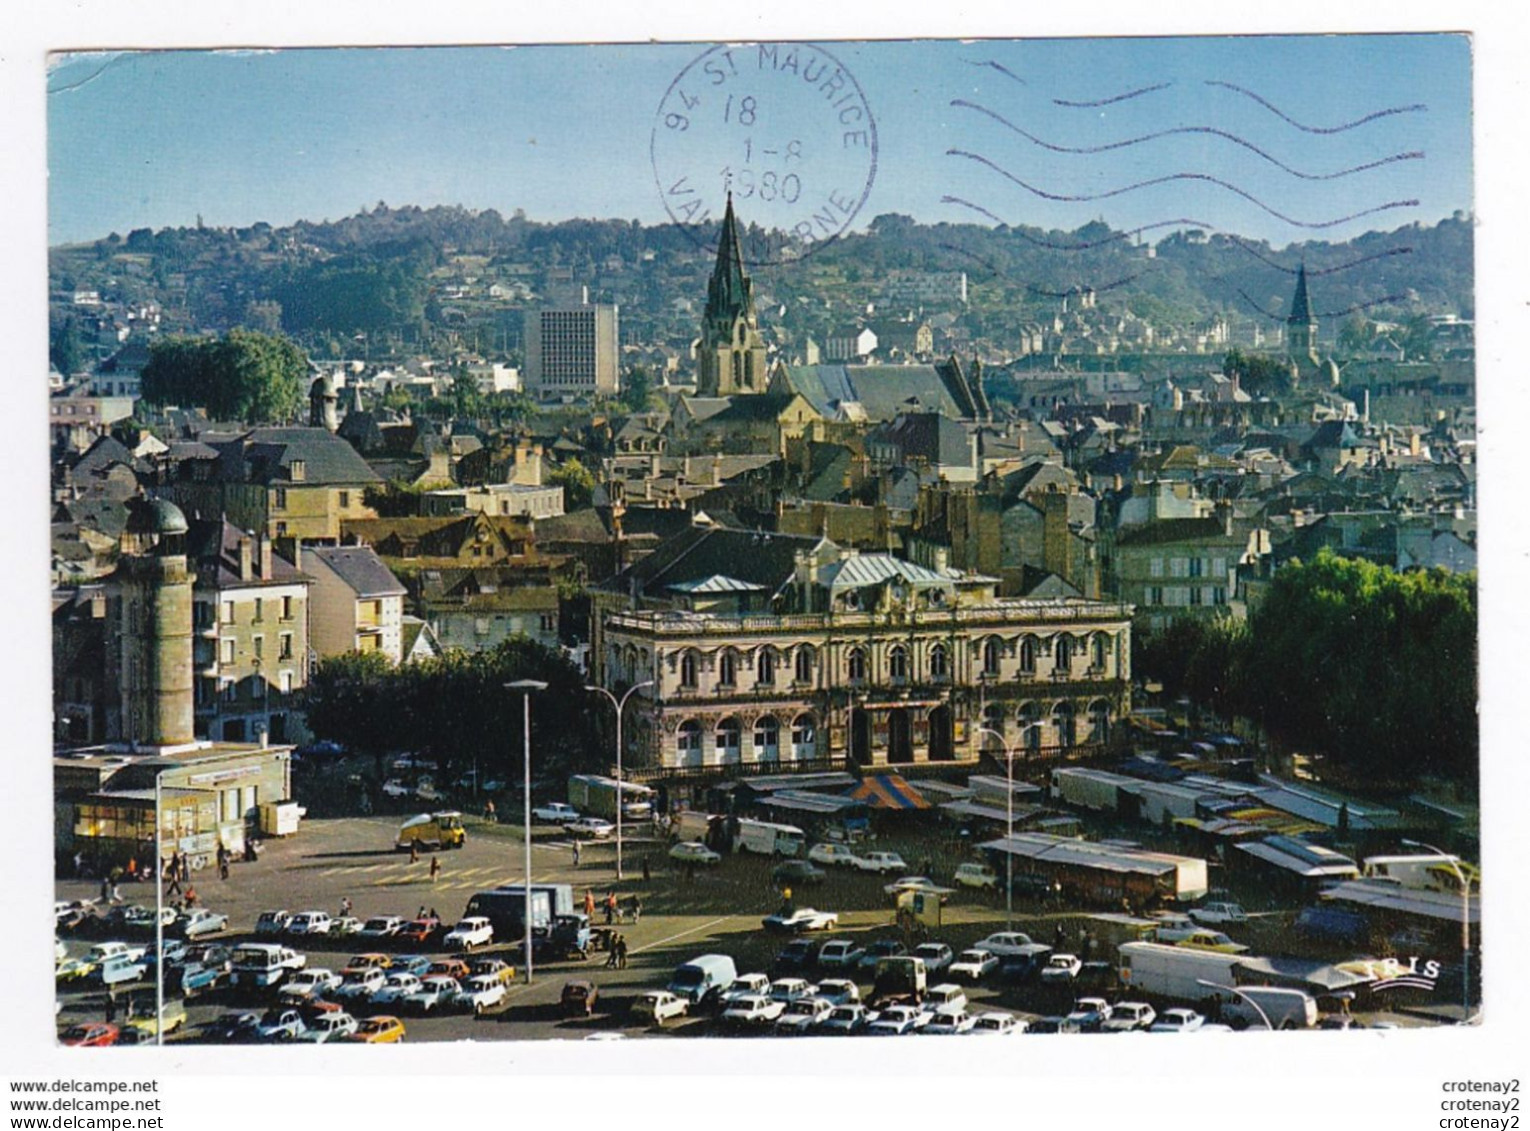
[668,953,738,1005]
[924,983,968,1012]
[1222,986,1318,1030]
[231,943,307,989]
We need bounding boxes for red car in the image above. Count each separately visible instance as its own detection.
[397,918,440,946]
[60,1022,119,1047]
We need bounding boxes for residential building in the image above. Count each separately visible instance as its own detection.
[1108,509,1265,632]
[305,544,406,664]
[524,302,620,399]
[420,482,565,520]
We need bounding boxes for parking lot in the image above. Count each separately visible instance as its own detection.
[56,810,1429,1043]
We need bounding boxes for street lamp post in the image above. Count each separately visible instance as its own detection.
[977,726,1017,931]
[586,680,655,881]
[506,680,548,985]
[154,770,165,1047]
[1403,838,1474,1024]
[1196,979,1273,1030]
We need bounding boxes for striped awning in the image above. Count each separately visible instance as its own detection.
[849,773,930,810]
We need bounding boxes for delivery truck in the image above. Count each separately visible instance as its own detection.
[735,818,805,857]
[1117,941,1245,1004]
[464,888,554,941]
[568,774,655,821]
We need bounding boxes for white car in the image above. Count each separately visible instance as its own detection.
[911,942,955,974]
[953,862,999,890]
[1102,1002,1157,1032]
[868,1004,931,1035]
[297,1012,358,1043]
[565,817,615,839]
[761,907,838,933]
[370,972,424,1007]
[334,967,387,1002]
[357,916,405,940]
[328,916,364,938]
[814,978,861,1006]
[1149,1008,1206,1033]
[286,911,332,937]
[820,1004,877,1034]
[277,968,343,1002]
[925,1006,976,1035]
[774,996,834,1034]
[949,949,999,981]
[402,975,462,1014]
[1066,997,1115,1031]
[974,931,1037,957]
[807,843,865,868]
[856,851,909,876]
[668,841,722,866]
[631,990,689,1025]
[443,917,495,951]
[532,802,579,824]
[816,939,866,969]
[382,779,412,799]
[720,994,784,1026]
[768,977,819,1004]
[1040,953,1083,984]
[719,973,772,1006]
[884,876,954,902]
[969,1011,1027,1035]
[454,974,508,1014]
[1189,901,1249,927]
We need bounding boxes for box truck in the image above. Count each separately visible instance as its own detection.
[1117,941,1245,1004]
[568,774,655,821]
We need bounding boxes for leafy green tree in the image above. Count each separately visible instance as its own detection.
[620,365,654,413]
[50,316,86,375]
[547,457,597,509]
[140,329,307,423]
[1222,348,1293,398]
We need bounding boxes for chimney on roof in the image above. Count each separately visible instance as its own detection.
[258,533,273,578]
[238,535,253,581]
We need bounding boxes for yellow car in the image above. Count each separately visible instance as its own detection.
[342,953,393,976]
[350,1015,406,1044]
[468,957,516,986]
[123,999,188,1038]
[56,955,100,984]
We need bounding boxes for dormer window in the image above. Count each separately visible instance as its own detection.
[289,460,306,482]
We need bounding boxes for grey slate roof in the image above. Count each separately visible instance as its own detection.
[212,427,383,486]
[781,360,981,422]
[308,544,406,598]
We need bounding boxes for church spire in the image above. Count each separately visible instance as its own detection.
[695,195,767,396]
[705,193,751,326]
[1288,262,1315,328]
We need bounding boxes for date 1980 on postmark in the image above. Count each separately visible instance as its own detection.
[651,42,878,266]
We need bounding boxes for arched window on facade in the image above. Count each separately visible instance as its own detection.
[754,715,780,761]
[677,719,703,765]
[791,713,816,760]
[847,647,867,684]
[1091,633,1109,672]
[718,649,737,687]
[1020,702,1042,752]
[757,648,777,686]
[1054,635,1074,674]
[982,637,1002,678]
[794,646,815,685]
[929,642,949,681]
[888,645,909,683]
[1089,700,1112,746]
[679,651,698,689]
[981,703,1006,750]
[1053,701,1077,748]
[716,716,742,763]
[1019,636,1037,675]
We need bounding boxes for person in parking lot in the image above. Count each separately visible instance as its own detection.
[573,840,581,867]
[410,841,420,865]
[604,891,617,924]
[584,890,596,918]
[429,855,441,883]
[615,935,628,969]
[184,885,198,909]
[641,856,651,883]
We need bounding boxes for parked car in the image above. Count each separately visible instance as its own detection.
[425,958,472,982]
[719,994,783,1026]
[97,953,148,987]
[565,817,615,839]
[176,908,229,939]
[334,967,388,1003]
[974,931,1038,957]
[856,851,909,876]
[286,911,333,938]
[1066,997,1115,1032]
[631,990,689,1025]
[382,779,412,799]
[884,876,954,903]
[807,843,865,868]
[357,916,405,941]
[342,953,394,975]
[819,1003,876,1034]
[349,1016,406,1043]
[1102,1002,1157,1032]
[255,1008,309,1042]
[198,1011,262,1043]
[814,978,860,1006]
[774,996,834,1034]
[560,979,598,1017]
[857,939,908,971]
[278,968,343,1002]
[772,938,823,974]
[867,1004,931,1035]
[970,1011,1026,1035]
[772,859,827,886]
[254,910,292,937]
[762,907,838,933]
[1189,901,1249,927]
[59,1022,119,1047]
[297,1012,359,1044]
[532,802,579,824]
[768,977,819,1004]
[953,862,999,890]
[443,917,495,951]
[470,957,517,986]
[719,973,772,1006]
[396,918,441,946]
[454,974,508,1015]
[911,942,955,975]
[1040,953,1083,984]
[949,949,999,981]
[1149,1008,1206,1033]
[329,917,364,938]
[925,1006,976,1035]
[402,975,462,1014]
[369,972,424,1007]
[1156,926,1248,954]
[668,841,722,866]
[816,939,866,970]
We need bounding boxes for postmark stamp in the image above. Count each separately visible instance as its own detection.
[651,42,878,266]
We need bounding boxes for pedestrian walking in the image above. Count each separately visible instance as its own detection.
[641,856,651,884]
[417,905,428,920]
[410,841,420,865]
[73,851,85,878]
[572,840,581,867]
[485,799,497,823]
[219,857,230,881]
[165,854,183,898]
[99,876,111,904]
[584,889,596,919]
[340,897,352,919]
[109,881,122,905]
[429,854,441,884]
[184,885,198,909]
[604,891,617,925]
[605,938,619,968]
[615,935,628,969]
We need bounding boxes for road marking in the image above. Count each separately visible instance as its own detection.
[629,915,738,956]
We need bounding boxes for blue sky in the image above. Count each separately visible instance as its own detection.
[47,35,1471,250]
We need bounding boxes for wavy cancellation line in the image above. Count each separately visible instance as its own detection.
[1205,79,1427,134]
[951,100,1425,182]
[1224,239,1415,277]
[1052,82,1173,108]
[937,242,1143,299]
[939,196,1217,252]
[1236,288,1413,322]
[947,148,1419,230]
[962,58,1027,86]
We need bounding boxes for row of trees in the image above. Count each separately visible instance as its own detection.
[302,639,605,785]
[1137,550,1477,785]
[140,329,308,422]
